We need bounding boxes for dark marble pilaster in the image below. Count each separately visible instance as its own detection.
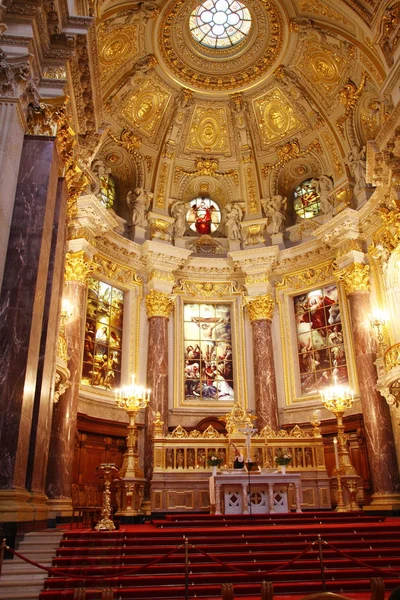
[28,178,68,496]
[348,292,400,497]
[246,294,279,432]
[144,291,174,493]
[0,136,59,492]
[251,319,279,432]
[46,252,92,505]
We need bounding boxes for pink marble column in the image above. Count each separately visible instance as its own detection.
[46,253,91,501]
[144,291,174,489]
[247,295,279,432]
[0,136,59,491]
[348,292,400,497]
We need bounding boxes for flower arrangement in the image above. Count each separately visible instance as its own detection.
[208,455,223,467]
[275,453,292,466]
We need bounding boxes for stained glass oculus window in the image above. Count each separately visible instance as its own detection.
[184,303,234,401]
[82,279,124,390]
[186,197,221,235]
[189,0,251,49]
[294,285,348,396]
[293,178,321,219]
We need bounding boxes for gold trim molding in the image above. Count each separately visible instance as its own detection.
[246,294,275,322]
[334,263,370,295]
[385,342,400,371]
[173,279,243,298]
[145,289,174,319]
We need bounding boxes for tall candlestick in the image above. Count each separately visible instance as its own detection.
[333,437,340,471]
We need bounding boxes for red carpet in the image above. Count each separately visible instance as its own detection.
[38,513,400,600]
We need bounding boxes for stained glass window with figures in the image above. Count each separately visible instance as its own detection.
[184,302,234,402]
[98,174,116,209]
[293,178,320,219]
[81,279,124,390]
[294,285,348,396]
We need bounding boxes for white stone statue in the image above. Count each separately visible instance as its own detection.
[347,145,367,191]
[224,202,243,241]
[311,175,334,214]
[91,159,111,196]
[170,200,187,238]
[263,195,287,235]
[126,187,152,228]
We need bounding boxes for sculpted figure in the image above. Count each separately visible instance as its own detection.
[263,195,287,235]
[126,187,152,228]
[91,159,111,195]
[224,202,243,241]
[347,145,367,191]
[311,175,333,214]
[170,200,187,238]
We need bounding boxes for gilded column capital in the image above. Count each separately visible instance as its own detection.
[64,251,93,284]
[145,289,174,319]
[335,262,370,295]
[246,294,275,322]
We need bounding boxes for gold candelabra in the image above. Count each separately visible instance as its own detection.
[320,380,356,476]
[95,463,119,531]
[115,376,150,479]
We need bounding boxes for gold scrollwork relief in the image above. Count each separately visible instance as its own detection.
[173,279,242,298]
[246,294,275,322]
[98,25,138,79]
[385,342,400,371]
[185,106,230,154]
[121,80,170,137]
[145,290,174,319]
[277,263,334,290]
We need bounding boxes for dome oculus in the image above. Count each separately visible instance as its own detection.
[189,0,251,49]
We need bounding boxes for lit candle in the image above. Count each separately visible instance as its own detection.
[333,437,340,471]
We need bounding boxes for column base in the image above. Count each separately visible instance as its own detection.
[30,492,50,521]
[0,489,35,522]
[363,492,400,512]
[47,497,73,519]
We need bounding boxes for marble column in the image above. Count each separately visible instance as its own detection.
[246,294,279,432]
[339,263,400,508]
[46,251,92,515]
[0,137,59,507]
[27,179,68,516]
[144,290,174,492]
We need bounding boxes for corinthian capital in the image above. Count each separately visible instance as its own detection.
[246,294,275,322]
[64,251,93,284]
[145,289,174,319]
[335,262,370,295]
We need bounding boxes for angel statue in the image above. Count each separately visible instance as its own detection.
[262,195,287,235]
[170,200,187,238]
[347,145,367,192]
[126,187,152,229]
[224,202,243,241]
[311,175,333,214]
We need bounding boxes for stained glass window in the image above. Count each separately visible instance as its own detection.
[186,197,221,235]
[294,285,348,396]
[81,279,124,390]
[184,303,234,401]
[98,174,116,209]
[189,0,251,49]
[293,179,321,219]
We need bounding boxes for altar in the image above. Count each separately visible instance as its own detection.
[210,470,303,515]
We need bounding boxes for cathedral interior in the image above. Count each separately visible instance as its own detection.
[1,0,400,534]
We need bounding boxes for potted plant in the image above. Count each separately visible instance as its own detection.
[275,452,292,474]
[208,455,223,476]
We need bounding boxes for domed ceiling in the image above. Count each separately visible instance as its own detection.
[84,0,391,247]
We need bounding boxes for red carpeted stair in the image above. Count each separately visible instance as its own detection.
[38,513,400,600]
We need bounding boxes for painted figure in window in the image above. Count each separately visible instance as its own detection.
[190,199,214,235]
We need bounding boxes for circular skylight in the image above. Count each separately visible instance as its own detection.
[189,0,251,49]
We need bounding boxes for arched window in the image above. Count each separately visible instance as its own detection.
[99,174,116,209]
[186,197,221,235]
[81,279,124,390]
[293,179,320,219]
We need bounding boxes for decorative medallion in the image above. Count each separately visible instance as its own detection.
[98,25,138,80]
[158,0,284,91]
[254,88,302,147]
[121,79,171,137]
[185,106,230,154]
[295,41,348,96]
